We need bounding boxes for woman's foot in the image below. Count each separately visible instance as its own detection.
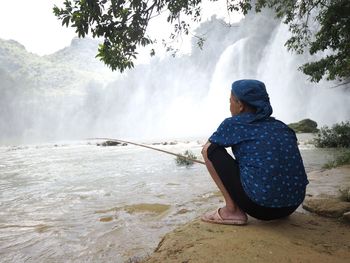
[201,207,248,225]
[219,206,247,221]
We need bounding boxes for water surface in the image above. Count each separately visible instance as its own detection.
[0,135,336,262]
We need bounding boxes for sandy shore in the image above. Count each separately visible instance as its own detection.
[143,166,350,263]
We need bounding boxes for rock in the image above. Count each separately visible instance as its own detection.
[343,211,350,222]
[339,186,350,202]
[288,119,318,133]
[302,198,350,218]
[152,141,177,145]
[98,140,125,146]
[143,213,350,263]
[99,216,113,222]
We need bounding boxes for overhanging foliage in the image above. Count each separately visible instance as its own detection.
[54,0,350,83]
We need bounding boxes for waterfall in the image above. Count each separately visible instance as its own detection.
[1,12,349,144]
[256,23,350,124]
[206,38,249,124]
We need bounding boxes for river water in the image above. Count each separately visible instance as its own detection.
[0,135,336,262]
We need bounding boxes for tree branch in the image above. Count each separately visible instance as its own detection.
[329,81,350,89]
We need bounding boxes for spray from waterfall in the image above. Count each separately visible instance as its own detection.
[0,10,349,144]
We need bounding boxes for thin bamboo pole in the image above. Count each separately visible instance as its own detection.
[87,137,206,165]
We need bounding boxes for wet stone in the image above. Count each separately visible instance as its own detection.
[343,212,350,223]
[302,198,350,218]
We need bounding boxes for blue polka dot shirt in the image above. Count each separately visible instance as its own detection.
[209,113,309,208]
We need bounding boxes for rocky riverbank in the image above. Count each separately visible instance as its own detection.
[142,166,350,263]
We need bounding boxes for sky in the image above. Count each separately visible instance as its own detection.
[0,0,242,56]
[0,0,76,55]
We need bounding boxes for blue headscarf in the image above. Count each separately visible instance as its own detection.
[231,79,273,121]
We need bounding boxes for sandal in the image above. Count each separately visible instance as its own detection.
[201,208,247,225]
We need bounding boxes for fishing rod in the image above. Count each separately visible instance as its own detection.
[87,137,206,165]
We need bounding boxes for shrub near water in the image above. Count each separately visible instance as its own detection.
[323,150,350,169]
[175,150,197,166]
[314,121,350,148]
[315,121,350,169]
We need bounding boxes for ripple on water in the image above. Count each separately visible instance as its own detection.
[95,203,171,216]
[123,203,171,214]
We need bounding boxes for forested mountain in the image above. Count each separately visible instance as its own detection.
[0,37,114,93]
[0,37,119,143]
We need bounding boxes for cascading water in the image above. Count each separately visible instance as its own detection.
[206,38,249,124]
[0,10,349,144]
[256,23,350,124]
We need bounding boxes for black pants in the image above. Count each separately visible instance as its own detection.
[207,143,298,221]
